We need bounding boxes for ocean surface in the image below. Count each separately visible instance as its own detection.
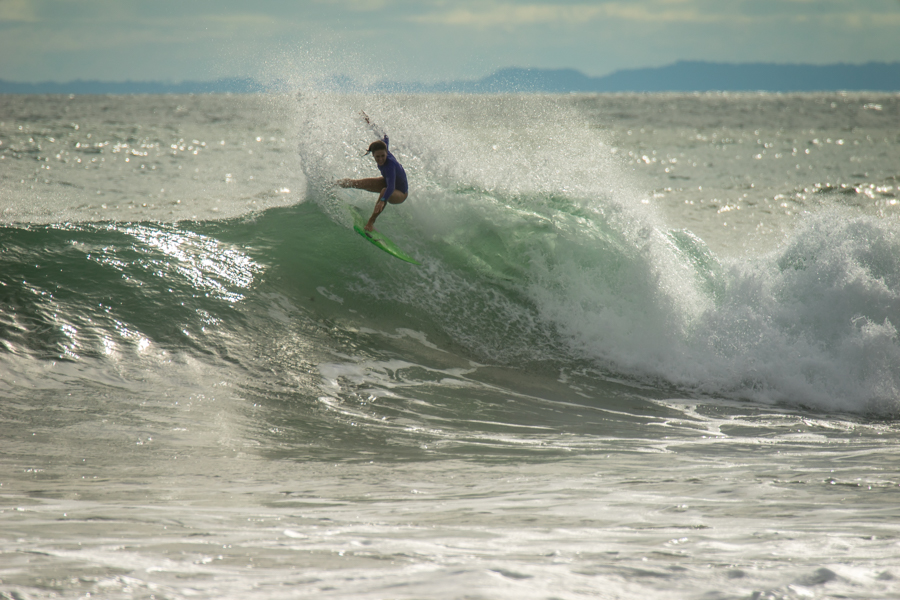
[1,91,899,600]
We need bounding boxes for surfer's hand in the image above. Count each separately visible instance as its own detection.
[360,111,370,124]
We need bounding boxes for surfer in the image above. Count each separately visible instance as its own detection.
[337,112,408,232]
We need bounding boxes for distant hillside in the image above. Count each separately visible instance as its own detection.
[604,61,900,92]
[384,61,900,93]
[2,62,898,94]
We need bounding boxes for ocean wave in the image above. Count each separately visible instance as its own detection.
[3,93,899,418]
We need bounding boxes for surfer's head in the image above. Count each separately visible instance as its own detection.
[366,140,388,166]
[366,140,387,154]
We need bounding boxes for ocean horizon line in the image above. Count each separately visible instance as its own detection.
[2,60,899,94]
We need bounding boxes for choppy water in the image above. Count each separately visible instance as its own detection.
[1,92,899,600]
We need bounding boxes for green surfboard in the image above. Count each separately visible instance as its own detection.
[349,206,421,265]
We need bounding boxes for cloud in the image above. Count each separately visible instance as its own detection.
[0,0,39,22]
[2,0,899,83]
[408,1,747,28]
[411,4,605,27]
[312,0,392,11]
[408,0,900,29]
[205,13,288,34]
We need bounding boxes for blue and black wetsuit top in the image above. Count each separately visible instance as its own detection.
[378,135,408,200]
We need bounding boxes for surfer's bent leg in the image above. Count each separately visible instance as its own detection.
[365,189,407,231]
[365,197,386,232]
[338,177,385,194]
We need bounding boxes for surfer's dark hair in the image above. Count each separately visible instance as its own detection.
[366,140,387,155]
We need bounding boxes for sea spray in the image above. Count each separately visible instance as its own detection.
[691,210,900,413]
[291,93,900,414]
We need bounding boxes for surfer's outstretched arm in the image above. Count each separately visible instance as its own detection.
[360,111,385,139]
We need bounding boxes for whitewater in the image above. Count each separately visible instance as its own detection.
[1,91,899,600]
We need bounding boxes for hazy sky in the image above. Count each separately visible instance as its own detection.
[2,0,899,83]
